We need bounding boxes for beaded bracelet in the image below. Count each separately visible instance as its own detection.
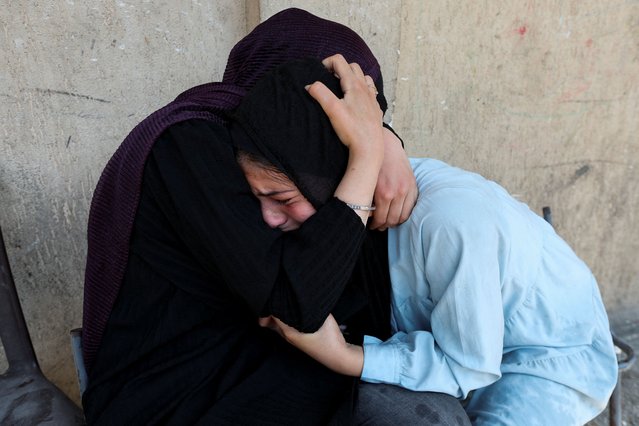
[345,202,376,211]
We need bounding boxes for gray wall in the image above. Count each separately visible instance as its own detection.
[1,0,637,404]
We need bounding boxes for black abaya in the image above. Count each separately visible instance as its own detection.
[82,119,390,425]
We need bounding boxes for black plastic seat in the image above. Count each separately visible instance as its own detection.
[0,225,85,425]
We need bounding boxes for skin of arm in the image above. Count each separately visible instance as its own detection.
[311,55,418,230]
[260,314,364,376]
[306,54,385,226]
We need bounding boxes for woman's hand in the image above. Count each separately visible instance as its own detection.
[307,54,417,230]
[369,127,419,230]
[259,314,364,377]
[306,54,384,156]
[306,54,385,226]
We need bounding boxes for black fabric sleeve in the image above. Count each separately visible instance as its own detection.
[382,122,404,148]
[265,197,367,331]
[145,119,367,331]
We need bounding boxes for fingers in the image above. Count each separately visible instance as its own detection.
[309,54,384,154]
[271,316,296,334]
[349,61,365,77]
[401,188,418,222]
[370,187,402,230]
[320,54,375,95]
[370,182,417,230]
[306,81,343,121]
[370,195,404,231]
[307,79,376,116]
[321,54,348,76]
[370,186,417,230]
[258,316,284,336]
[369,205,399,231]
[369,193,389,230]
[364,75,378,96]
[270,316,303,343]
[260,316,298,341]
[258,316,273,328]
[369,126,418,230]
[321,54,364,78]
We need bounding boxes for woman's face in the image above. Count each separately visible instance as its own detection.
[239,160,317,232]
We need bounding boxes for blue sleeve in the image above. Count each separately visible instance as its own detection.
[361,196,504,398]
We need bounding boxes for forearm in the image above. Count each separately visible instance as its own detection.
[334,145,383,225]
[298,325,365,376]
[323,343,364,377]
[269,314,365,376]
[307,54,385,226]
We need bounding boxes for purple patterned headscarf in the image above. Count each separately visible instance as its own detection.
[82,8,382,371]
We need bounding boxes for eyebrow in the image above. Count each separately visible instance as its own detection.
[255,189,296,197]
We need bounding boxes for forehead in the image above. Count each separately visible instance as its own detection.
[240,161,297,194]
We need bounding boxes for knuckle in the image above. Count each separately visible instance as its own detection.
[387,212,400,224]
[307,82,322,96]
[399,184,411,196]
[334,53,345,62]
[378,189,394,201]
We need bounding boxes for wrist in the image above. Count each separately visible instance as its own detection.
[348,135,384,161]
[347,147,384,177]
[334,133,384,226]
[327,343,364,377]
[339,344,364,377]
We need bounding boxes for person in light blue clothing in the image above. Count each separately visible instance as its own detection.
[358,157,618,424]
[232,56,618,425]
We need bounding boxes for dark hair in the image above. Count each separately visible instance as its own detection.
[230,58,352,208]
[235,149,291,184]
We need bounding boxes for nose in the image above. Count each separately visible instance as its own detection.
[261,204,287,229]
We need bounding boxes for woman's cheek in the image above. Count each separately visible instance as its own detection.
[290,204,317,224]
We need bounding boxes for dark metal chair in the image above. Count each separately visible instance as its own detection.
[0,224,85,425]
[70,328,88,396]
[542,207,636,426]
[609,333,636,426]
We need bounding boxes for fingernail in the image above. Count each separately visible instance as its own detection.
[304,84,311,91]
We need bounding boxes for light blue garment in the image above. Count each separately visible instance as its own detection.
[361,158,618,425]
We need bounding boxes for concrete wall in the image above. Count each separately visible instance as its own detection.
[0,0,248,402]
[1,0,637,404]
[390,1,639,312]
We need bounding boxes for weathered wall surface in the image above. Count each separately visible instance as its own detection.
[391,0,639,309]
[0,0,247,402]
[1,0,637,405]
